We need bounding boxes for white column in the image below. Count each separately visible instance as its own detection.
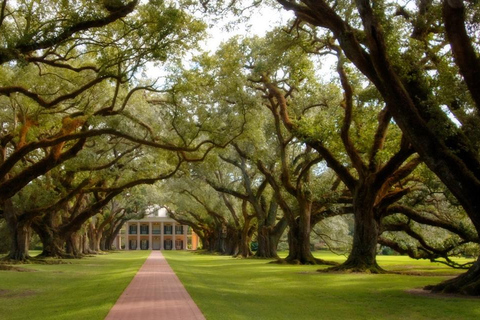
[125,222,129,251]
[183,225,188,250]
[148,222,153,250]
[172,222,176,250]
[136,222,140,250]
[160,222,164,250]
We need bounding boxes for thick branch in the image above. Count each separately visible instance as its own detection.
[0,1,139,65]
[443,0,480,111]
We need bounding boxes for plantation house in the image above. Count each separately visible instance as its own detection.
[114,209,199,250]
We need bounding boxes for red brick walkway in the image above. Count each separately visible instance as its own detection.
[105,251,205,320]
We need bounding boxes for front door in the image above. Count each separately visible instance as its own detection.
[129,240,137,250]
[153,239,161,250]
[175,240,183,250]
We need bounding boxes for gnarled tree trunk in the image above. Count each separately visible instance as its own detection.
[33,223,66,258]
[285,204,320,265]
[6,220,31,261]
[329,183,384,273]
[256,208,287,259]
[3,200,31,261]
[66,232,84,258]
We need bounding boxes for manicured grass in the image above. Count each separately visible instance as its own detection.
[163,251,480,320]
[0,251,149,320]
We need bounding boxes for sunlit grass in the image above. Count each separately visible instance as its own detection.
[164,250,480,320]
[0,251,149,320]
[1,250,477,320]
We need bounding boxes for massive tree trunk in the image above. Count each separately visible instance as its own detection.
[329,184,384,273]
[285,201,338,265]
[225,230,240,256]
[285,204,320,264]
[235,222,254,258]
[3,200,31,261]
[65,232,84,258]
[205,225,225,253]
[236,212,254,258]
[6,220,31,261]
[256,227,279,258]
[33,223,66,258]
[286,221,317,264]
[87,222,102,253]
[238,230,252,258]
[32,213,68,258]
[104,219,126,250]
[255,204,287,259]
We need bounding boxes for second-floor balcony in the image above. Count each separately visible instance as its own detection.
[129,230,137,234]
[152,230,161,234]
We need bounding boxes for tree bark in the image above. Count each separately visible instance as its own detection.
[425,256,480,295]
[66,232,84,257]
[6,220,31,261]
[328,182,384,273]
[32,221,66,258]
[286,222,317,264]
[3,200,31,261]
[104,219,126,250]
[255,203,287,258]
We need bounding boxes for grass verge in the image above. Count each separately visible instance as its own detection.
[0,250,149,320]
[163,251,480,320]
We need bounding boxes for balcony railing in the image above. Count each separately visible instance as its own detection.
[129,230,137,234]
[175,231,184,234]
[164,230,172,235]
[152,230,161,234]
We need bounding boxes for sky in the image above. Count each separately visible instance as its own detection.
[144,2,294,80]
[200,4,294,52]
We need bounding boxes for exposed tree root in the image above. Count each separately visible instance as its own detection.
[270,257,339,266]
[321,260,387,274]
[424,260,480,296]
[1,252,31,262]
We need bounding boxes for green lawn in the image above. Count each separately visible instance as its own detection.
[163,251,480,320]
[1,250,479,320]
[0,251,149,320]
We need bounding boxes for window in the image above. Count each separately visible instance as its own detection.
[129,225,137,234]
[175,240,184,250]
[175,225,184,234]
[140,224,149,234]
[152,225,161,234]
[129,240,137,250]
[164,225,172,234]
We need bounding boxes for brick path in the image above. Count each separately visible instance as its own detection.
[105,251,205,320]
